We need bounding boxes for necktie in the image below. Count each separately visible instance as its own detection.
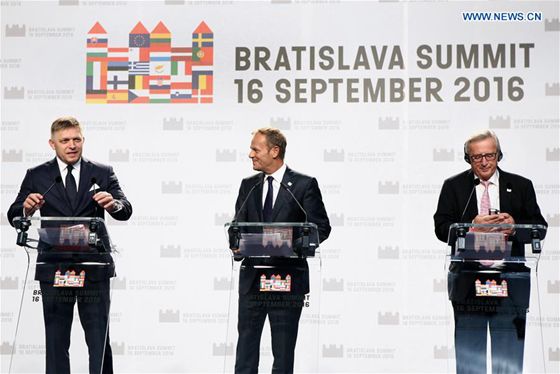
[479,180,491,215]
[478,180,496,267]
[66,164,78,206]
[263,176,274,222]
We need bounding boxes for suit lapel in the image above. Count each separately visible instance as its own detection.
[75,158,93,214]
[498,170,513,214]
[465,171,479,221]
[272,168,293,222]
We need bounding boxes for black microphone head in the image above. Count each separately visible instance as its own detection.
[473,178,480,186]
[42,176,63,196]
[91,177,97,184]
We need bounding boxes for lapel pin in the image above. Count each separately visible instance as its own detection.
[506,188,512,192]
[287,181,293,187]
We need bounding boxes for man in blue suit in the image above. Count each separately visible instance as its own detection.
[8,116,132,374]
[230,128,331,374]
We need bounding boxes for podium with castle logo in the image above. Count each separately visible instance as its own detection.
[444,223,547,374]
[5,216,116,374]
[223,222,323,373]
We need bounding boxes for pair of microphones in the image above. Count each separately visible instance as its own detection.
[232,178,308,223]
[231,176,310,255]
[26,177,99,216]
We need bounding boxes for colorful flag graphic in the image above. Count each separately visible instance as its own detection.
[86,21,213,104]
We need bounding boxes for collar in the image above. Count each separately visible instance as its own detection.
[265,163,287,183]
[474,169,500,186]
[56,156,82,174]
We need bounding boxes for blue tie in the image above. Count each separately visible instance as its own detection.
[263,176,274,222]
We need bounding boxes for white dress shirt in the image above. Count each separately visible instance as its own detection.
[23,158,81,217]
[56,157,81,189]
[261,163,287,209]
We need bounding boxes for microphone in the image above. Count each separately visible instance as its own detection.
[232,179,264,222]
[44,176,63,196]
[460,178,480,222]
[230,179,264,252]
[18,176,62,245]
[89,177,102,218]
[25,176,63,216]
[453,178,480,252]
[88,177,101,248]
[279,181,312,257]
[279,181,308,223]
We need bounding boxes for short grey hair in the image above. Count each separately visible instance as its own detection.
[464,129,501,156]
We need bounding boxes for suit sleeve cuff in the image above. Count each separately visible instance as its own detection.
[111,200,124,213]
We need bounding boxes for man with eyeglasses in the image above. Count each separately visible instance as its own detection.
[434,130,547,374]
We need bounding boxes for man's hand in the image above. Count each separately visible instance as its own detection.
[497,212,515,225]
[472,214,502,225]
[93,191,118,212]
[472,213,515,234]
[23,193,44,216]
[496,212,515,235]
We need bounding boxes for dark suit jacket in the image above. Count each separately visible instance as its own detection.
[434,168,547,305]
[232,167,331,295]
[7,157,132,282]
[434,168,547,247]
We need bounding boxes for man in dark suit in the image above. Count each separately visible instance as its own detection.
[230,128,331,374]
[434,130,546,374]
[7,116,132,374]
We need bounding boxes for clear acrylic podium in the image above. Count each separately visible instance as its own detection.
[444,223,547,374]
[223,222,322,373]
[5,216,115,374]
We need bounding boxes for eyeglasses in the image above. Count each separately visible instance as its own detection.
[470,153,497,162]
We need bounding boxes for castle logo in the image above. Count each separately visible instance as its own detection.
[475,279,508,297]
[260,274,291,292]
[54,270,86,288]
[86,21,213,104]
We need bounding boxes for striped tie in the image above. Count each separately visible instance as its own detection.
[479,180,491,215]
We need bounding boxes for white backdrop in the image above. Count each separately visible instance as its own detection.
[1,1,559,373]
